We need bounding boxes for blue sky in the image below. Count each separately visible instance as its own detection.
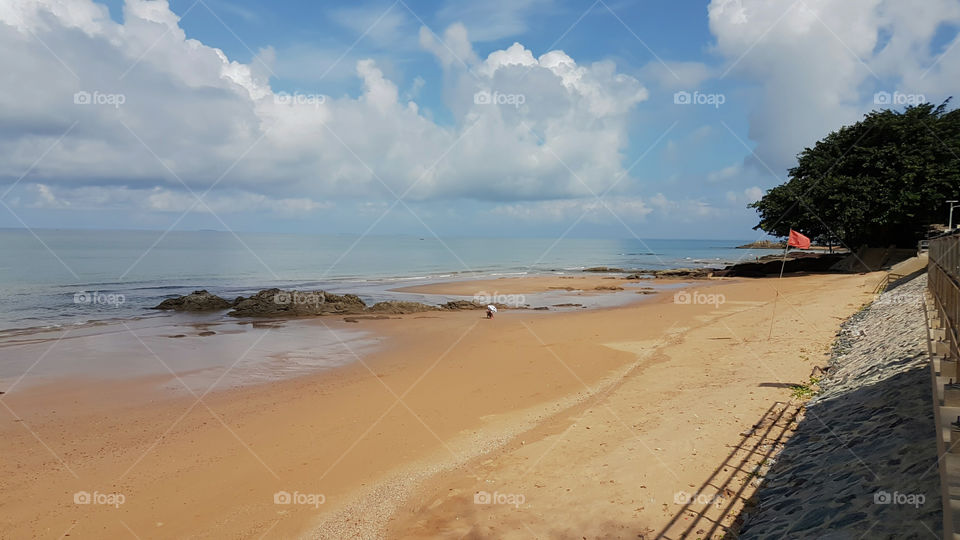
[0,0,958,240]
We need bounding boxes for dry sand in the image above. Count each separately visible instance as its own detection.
[0,272,879,538]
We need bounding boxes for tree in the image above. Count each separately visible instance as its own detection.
[749,101,960,247]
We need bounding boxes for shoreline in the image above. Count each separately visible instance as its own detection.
[0,274,677,392]
[0,244,783,336]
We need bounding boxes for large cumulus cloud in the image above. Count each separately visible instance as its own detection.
[0,0,649,213]
[708,0,960,173]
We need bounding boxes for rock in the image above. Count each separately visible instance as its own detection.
[439,300,488,310]
[583,266,624,273]
[654,268,714,279]
[229,289,366,317]
[153,290,233,311]
[718,253,845,277]
[366,301,435,314]
[160,288,499,319]
[736,240,786,249]
[594,285,624,291]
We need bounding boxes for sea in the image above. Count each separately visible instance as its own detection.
[0,229,782,334]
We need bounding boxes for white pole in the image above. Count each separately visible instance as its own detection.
[767,243,790,340]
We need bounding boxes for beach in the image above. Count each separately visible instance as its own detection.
[0,271,879,538]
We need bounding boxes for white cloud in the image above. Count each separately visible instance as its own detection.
[707,163,741,183]
[14,183,330,214]
[329,4,410,46]
[491,196,652,223]
[435,0,553,42]
[744,186,763,203]
[0,1,649,212]
[647,192,728,221]
[708,0,960,173]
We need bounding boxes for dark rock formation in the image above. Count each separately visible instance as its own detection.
[229,289,365,317]
[626,268,715,279]
[736,240,785,249]
[153,290,233,311]
[583,266,624,272]
[366,301,436,314]
[155,288,512,320]
[718,253,845,277]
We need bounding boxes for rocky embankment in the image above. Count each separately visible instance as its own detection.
[153,288,492,317]
[738,274,940,537]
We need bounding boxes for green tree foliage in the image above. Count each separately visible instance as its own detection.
[750,101,960,247]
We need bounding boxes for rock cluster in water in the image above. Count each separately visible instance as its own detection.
[153,288,494,317]
[153,290,234,311]
[738,274,940,538]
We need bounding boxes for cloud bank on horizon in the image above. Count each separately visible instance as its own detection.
[0,0,957,237]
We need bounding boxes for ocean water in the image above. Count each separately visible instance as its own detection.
[0,229,780,333]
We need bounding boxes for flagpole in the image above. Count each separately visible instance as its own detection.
[767,242,790,340]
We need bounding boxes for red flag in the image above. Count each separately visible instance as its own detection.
[788,229,811,249]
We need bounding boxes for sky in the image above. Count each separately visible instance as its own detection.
[0,0,958,240]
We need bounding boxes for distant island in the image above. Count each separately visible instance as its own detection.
[736,240,786,249]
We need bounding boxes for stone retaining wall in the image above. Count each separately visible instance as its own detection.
[739,274,941,538]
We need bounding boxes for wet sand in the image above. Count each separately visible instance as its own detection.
[391,274,649,296]
[0,272,879,538]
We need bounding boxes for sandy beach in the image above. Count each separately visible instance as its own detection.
[0,272,879,538]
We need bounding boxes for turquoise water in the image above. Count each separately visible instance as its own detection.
[0,229,780,332]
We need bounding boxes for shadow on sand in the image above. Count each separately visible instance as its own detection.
[654,401,800,540]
